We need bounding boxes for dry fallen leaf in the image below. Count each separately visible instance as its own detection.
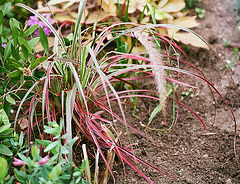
[115,0,148,14]
[86,10,114,24]
[161,0,185,12]
[36,6,65,13]
[98,0,116,15]
[173,32,209,49]
[128,16,138,23]
[54,14,76,23]
[170,10,189,18]
[132,46,147,53]
[167,16,199,35]
[141,16,149,24]
[157,0,169,9]
[63,0,80,9]
[47,0,80,9]
[173,16,199,29]
[18,118,28,130]
[48,0,70,6]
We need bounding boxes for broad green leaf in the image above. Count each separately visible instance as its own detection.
[21,45,29,61]
[23,24,38,37]
[19,132,24,146]
[11,44,20,60]
[14,168,28,183]
[9,70,22,77]
[2,2,12,16]
[0,109,9,124]
[0,10,3,24]
[18,37,31,53]
[0,144,13,156]
[3,41,12,61]
[48,121,59,128]
[0,124,11,133]
[20,74,24,85]
[31,145,39,160]
[0,66,9,74]
[44,141,59,152]
[9,19,21,46]
[0,156,8,181]
[17,153,31,165]
[44,126,60,136]
[36,139,52,147]
[28,37,40,48]
[30,56,47,70]
[0,135,15,142]
[69,136,78,146]
[9,18,21,30]
[3,101,10,116]
[0,128,13,136]
[9,57,25,69]
[6,94,16,105]
[11,24,19,47]
[60,145,69,154]
[39,27,49,56]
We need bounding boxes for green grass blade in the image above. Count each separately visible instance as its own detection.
[71,0,87,59]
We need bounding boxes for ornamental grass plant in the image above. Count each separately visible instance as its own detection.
[0,0,237,183]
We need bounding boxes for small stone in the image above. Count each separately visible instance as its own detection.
[202,154,208,158]
[186,177,194,184]
[225,178,232,184]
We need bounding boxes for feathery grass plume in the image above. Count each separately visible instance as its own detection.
[134,30,166,109]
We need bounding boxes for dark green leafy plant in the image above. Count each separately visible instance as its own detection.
[0,109,15,157]
[0,10,47,116]
[223,38,230,47]
[195,7,206,19]
[13,120,89,184]
[0,156,9,183]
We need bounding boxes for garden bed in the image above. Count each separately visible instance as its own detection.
[1,0,240,183]
[110,0,240,183]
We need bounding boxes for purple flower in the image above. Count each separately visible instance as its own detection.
[27,13,54,36]
[13,158,25,166]
[38,155,50,165]
[2,43,6,48]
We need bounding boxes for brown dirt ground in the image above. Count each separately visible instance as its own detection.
[109,0,240,183]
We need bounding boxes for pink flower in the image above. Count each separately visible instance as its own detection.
[13,158,25,166]
[2,43,6,48]
[27,13,54,36]
[38,155,50,165]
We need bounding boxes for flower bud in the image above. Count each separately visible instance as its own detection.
[13,158,25,166]
[38,155,50,165]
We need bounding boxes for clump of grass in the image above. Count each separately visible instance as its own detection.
[13,1,238,183]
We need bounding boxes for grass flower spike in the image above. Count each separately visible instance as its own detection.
[134,30,166,108]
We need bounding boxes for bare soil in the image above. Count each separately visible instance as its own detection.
[110,0,240,183]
